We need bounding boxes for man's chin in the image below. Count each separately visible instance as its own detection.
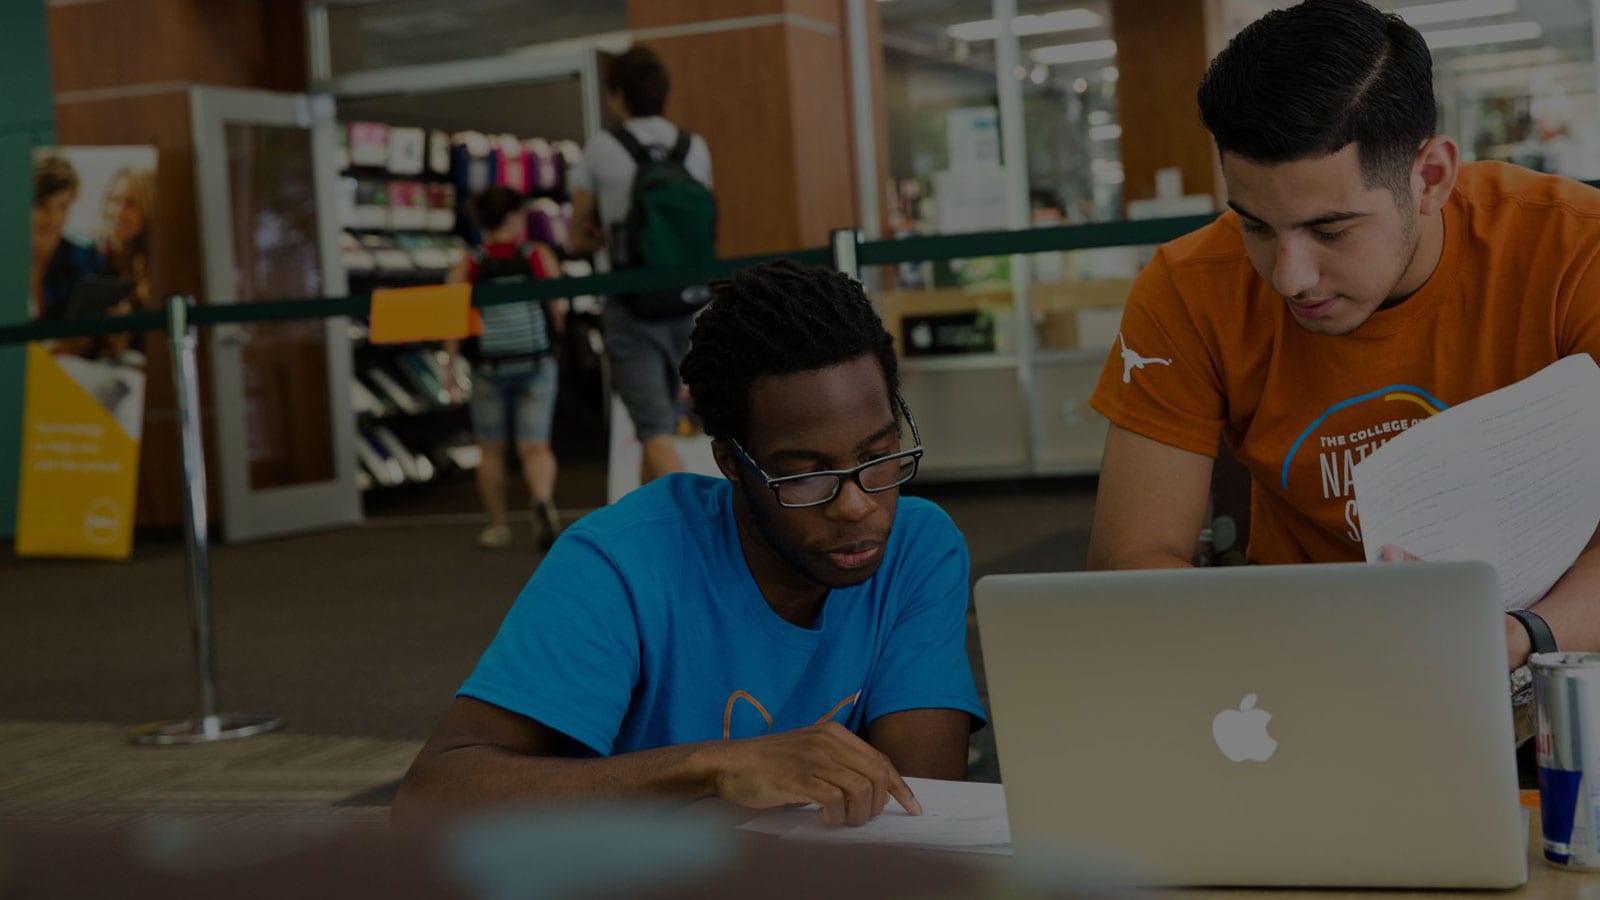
[808,556,887,589]
[1288,308,1368,337]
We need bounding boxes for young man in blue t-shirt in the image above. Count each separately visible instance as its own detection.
[395,261,985,826]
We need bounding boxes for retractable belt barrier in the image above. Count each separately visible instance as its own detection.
[0,212,1220,347]
[5,210,1219,746]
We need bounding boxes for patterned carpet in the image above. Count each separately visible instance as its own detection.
[0,721,421,826]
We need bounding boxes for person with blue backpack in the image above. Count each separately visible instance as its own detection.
[443,186,566,551]
[568,45,717,486]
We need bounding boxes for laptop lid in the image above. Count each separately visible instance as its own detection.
[975,561,1524,889]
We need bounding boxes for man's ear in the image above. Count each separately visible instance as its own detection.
[1414,136,1459,217]
[711,439,741,484]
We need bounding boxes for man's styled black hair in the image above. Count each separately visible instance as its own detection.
[605,46,670,118]
[472,186,524,233]
[1197,0,1436,195]
[680,260,899,444]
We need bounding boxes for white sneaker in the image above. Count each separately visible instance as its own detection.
[477,524,512,549]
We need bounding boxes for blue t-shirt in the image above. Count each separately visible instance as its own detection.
[459,473,986,756]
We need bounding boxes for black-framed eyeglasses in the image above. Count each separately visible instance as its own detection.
[727,393,924,509]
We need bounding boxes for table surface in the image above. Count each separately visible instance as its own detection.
[1178,812,1593,899]
[710,793,1600,897]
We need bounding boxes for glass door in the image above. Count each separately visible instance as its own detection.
[190,86,359,542]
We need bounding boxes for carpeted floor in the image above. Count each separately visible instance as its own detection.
[0,472,1097,816]
[0,720,416,826]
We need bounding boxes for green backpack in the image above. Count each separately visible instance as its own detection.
[608,126,717,319]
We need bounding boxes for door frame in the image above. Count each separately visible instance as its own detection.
[190,85,359,542]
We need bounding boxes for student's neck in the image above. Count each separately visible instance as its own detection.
[1387,206,1447,303]
[731,499,829,629]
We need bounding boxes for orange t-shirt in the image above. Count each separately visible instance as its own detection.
[1090,161,1600,564]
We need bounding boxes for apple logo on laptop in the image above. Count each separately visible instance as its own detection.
[1212,693,1277,762]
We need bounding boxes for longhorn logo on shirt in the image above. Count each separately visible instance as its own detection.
[1117,332,1172,383]
[722,689,862,739]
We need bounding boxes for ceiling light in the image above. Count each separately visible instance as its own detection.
[1031,39,1118,65]
[1392,0,1515,25]
[1422,20,1541,50]
[947,9,1102,43]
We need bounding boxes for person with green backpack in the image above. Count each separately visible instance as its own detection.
[569,45,717,486]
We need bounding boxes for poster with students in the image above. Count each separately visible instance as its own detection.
[15,146,157,559]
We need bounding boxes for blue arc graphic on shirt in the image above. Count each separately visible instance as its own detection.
[1279,385,1451,490]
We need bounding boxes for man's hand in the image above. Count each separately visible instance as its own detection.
[1377,545,1534,669]
[701,722,922,826]
[1376,544,1423,562]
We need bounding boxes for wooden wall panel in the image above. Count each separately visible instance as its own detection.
[864,0,891,239]
[628,0,787,30]
[785,24,856,247]
[49,0,306,95]
[46,0,194,94]
[786,0,844,25]
[1108,0,1216,207]
[647,26,803,257]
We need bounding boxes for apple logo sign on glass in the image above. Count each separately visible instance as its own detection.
[1212,693,1277,762]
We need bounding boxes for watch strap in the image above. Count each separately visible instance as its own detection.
[1509,609,1558,656]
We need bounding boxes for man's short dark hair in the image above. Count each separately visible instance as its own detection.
[1197,0,1436,195]
[605,46,670,117]
[681,260,899,444]
[472,186,523,233]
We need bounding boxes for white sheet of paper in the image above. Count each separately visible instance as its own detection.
[738,777,1012,855]
[1352,354,1600,610]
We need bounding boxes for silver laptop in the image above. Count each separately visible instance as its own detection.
[975,561,1525,889]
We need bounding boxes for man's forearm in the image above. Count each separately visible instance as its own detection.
[1520,542,1600,666]
[1086,547,1196,570]
[393,740,719,821]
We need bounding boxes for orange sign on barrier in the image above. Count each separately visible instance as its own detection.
[367,283,479,344]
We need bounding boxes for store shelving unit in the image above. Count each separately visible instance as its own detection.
[335,119,591,501]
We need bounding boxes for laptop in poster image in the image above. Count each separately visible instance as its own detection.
[974,561,1526,889]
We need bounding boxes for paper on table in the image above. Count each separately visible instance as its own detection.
[1352,354,1600,610]
[738,777,1011,855]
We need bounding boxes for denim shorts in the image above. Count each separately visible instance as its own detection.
[604,302,697,441]
[469,355,558,443]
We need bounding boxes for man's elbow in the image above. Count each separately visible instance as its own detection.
[389,775,425,825]
[1086,537,1195,571]
[390,750,467,825]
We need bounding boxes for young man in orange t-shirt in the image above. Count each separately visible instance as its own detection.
[1087,0,1600,671]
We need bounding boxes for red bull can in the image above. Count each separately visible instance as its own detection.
[1532,652,1600,868]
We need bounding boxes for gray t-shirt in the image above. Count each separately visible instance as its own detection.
[569,116,714,242]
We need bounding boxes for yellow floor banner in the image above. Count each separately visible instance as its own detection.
[15,343,144,559]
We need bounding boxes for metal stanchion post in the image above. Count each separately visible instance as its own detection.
[130,296,284,745]
[830,228,863,279]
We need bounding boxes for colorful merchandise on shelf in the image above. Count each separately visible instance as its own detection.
[348,121,390,167]
[428,129,451,176]
[387,180,428,230]
[388,127,427,176]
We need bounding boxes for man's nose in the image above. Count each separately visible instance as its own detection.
[826,477,877,523]
[1272,239,1319,299]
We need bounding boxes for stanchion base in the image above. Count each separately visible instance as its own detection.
[129,714,285,746]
